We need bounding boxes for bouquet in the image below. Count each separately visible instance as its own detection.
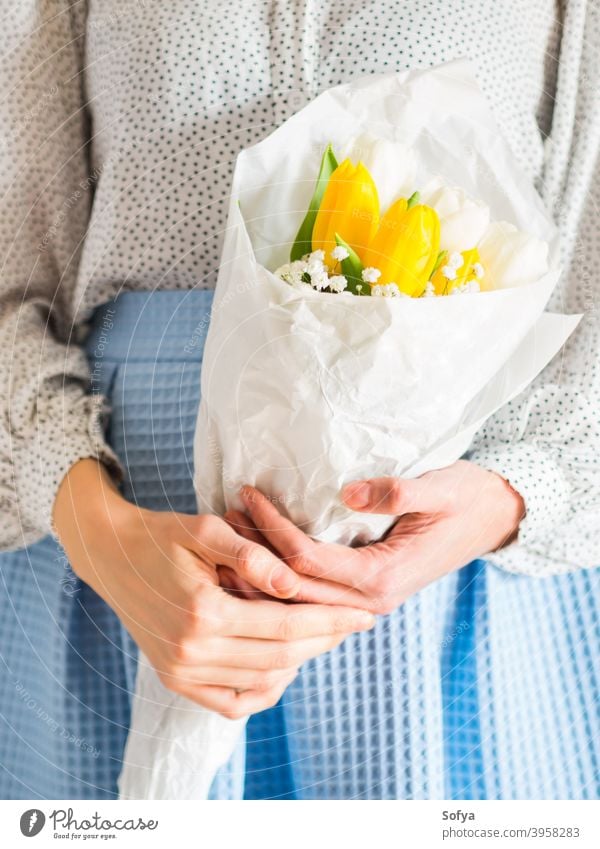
[275,143,536,300]
[118,60,580,799]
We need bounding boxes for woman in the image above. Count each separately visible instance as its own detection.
[0,0,598,800]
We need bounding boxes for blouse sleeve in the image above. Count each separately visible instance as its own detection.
[0,1,121,552]
[467,0,600,575]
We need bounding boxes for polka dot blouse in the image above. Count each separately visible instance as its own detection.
[0,1,598,574]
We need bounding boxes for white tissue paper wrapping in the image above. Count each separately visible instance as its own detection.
[118,59,580,799]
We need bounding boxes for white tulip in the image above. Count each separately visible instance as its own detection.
[421,178,490,252]
[340,133,418,213]
[477,221,549,289]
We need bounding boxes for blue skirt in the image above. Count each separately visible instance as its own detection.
[1,291,598,800]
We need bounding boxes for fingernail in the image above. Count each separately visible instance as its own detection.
[240,486,254,505]
[270,564,299,597]
[352,611,376,630]
[342,482,371,509]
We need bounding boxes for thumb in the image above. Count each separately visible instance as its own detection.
[342,475,449,516]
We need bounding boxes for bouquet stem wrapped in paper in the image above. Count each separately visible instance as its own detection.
[118,60,579,799]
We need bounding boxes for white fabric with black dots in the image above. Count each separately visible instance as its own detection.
[0,0,598,574]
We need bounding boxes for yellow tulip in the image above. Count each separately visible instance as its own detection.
[430,247,484,295]
[312,158,379,266]
[363,200,441,296]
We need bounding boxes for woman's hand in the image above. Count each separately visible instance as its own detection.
[53,460,375,718]
[227,461,525,615]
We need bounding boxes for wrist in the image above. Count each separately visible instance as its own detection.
[53,458,135,589]
[487,469,526,552]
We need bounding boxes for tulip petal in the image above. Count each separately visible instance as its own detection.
[312,158,380,264]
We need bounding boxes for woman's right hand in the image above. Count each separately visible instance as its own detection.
[53,460,374,718]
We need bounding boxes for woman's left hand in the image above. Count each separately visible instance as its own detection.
[224,461,525,614]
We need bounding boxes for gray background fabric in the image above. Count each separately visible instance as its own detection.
[1,1,599,577]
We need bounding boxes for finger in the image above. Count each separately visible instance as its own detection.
[217,565,272,601]
[224,509,269,547]
[175,634,346,669]
[239,486,315,562]
[279,543,373,588]
[293,576,373,609]
[341,475,449,516]
[162,664,299,691]
[219,593,375,639]
[178,678,294,719]
[184,514,300,598]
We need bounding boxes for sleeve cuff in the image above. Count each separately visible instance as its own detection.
[12,393,123,550]
[467,442,572,573]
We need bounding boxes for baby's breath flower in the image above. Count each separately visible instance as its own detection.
[441,264,457,280]
[328,274,348,293]
[306,258,325,277]
[450,279,481,295]
[472,262,484,279]
[448,251,464,269]
[275,262,291,278]
[275,260,311,289]
[422,281,437,298]
[331,246,349,262]
[361,266,381,284]
[309,249,325,263]
[371,282,405,298]
[310,269,330,291]
[290,270,307,286]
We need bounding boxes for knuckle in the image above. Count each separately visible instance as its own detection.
[191,583,210,614]
[374,570,395,598]
[177,609,197,639]
[275,615,297,642]
[295,553,319,577]
[251,671,279,691]
[382,480,403,510]
[171,639,193,664]
[363,557,397,594]
[331,611,359,634]
[269,645,294,669]
[191,583,220,626]
[440,488,458,512]
[362,568,384,596]
[194,514,213,537]
[235,542,261,574]
[371,594,395,615]
[265,667,293,688]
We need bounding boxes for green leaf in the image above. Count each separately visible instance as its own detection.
[406,190,420,209]
[290,144,338,262]
[430,249,447,278]
[335,233,368,296]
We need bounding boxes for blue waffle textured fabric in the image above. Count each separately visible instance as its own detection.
[0,291,598,800]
